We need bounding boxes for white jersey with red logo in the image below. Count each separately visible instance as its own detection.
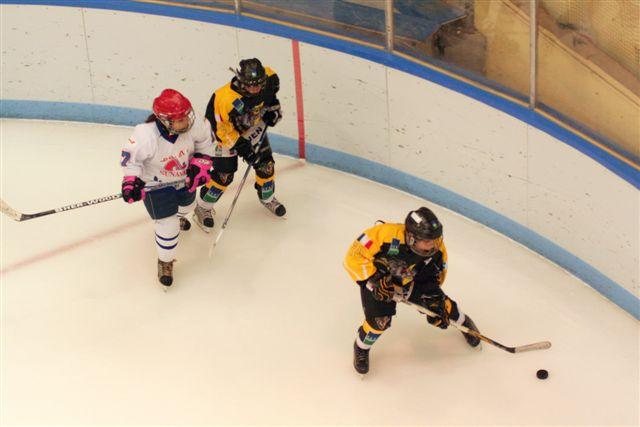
[121,117,214,186]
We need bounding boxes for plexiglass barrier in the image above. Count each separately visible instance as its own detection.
[167,0,639,164]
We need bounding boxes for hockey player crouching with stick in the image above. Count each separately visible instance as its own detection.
[120,89,215,288]
[344,207,481,374]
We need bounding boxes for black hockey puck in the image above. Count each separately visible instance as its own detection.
[536,369,548,380]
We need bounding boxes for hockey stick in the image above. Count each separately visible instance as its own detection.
[208,123,269,258]
[400,299,552,353]
[208,162,252,258]
[1,180,185,222]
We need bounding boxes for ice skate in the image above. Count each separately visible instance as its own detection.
[353,341,370,375]
[157,259,174,289]
[193,204,214,232]
[179,216,191,231]
[260,197,286,217]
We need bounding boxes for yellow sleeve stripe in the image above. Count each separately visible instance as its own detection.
[343,260,369,282]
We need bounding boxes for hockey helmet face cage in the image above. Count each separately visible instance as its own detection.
[405,207,443,257]
[152,89,195,134]
[234,58,267,97]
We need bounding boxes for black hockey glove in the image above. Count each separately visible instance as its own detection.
[263,106,282,127]
[420,293,450,329]
[121,176,146,203]
[233,136,259,165]
[367,261,395,302]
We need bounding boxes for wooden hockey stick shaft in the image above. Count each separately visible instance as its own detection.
[401,299,552,353]
[1,180,185,222]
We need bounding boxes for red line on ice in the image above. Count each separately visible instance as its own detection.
[0,217,148,275]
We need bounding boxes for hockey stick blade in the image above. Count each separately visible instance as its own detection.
[402,300,552,354]
[1,198,24,221]
[513,341,552,353]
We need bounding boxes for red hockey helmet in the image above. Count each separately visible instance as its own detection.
[152,89,195,134]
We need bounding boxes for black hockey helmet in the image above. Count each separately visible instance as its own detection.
[405,207,443,256]
[232,58,267,97]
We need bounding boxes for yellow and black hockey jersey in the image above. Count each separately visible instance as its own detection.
[204,67,280,148]
[344,223,448,293]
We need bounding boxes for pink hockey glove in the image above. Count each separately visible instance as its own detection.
[122,176,146,203]
[185,154,213,192]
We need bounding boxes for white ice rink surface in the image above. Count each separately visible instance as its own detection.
[1,119,638,426]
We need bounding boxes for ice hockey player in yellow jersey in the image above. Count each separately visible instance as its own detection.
[193,58,285,231]
[344,207,481,374]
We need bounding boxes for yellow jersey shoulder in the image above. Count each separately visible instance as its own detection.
[364,223,405,246]
[214,82,240,104]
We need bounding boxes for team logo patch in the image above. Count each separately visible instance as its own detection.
[357,233,373,249]
[387,238,400,256]
[164,156,186,171]
[232,98,244,113]
[363,333,378,345]
[260,181,274,199]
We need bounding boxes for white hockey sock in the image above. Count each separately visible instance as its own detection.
[196,194,215,210]
[155,216,180,262]
[178,199,196,218]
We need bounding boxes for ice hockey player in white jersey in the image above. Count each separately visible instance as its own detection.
[120,89,214,288]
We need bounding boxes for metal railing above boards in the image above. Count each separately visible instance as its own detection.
[163,0,639,169]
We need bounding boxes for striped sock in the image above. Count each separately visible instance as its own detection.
[355,320,384,350]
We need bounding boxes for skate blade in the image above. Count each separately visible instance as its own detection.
[192,214,213,234]
[193,221,213,233]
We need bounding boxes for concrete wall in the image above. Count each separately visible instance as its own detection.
[1,3,638,318]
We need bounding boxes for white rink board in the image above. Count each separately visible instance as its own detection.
[0,3,637,302]
[387,67,529,223]
[0,5,93,102]
[527,127,639,291]
[301,43,390,164]
[83,8,237,114]
[237,28,298,140]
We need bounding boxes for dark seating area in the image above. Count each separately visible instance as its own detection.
[170,0,466,46]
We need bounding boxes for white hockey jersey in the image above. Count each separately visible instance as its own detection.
[121,117,214,186]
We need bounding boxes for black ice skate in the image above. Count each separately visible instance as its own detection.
[179,217,191,231]
[260,197,286,217]
[157,259,174,288]
[460,315,481,347]
[353,341,370,374]
[193,204,214,232]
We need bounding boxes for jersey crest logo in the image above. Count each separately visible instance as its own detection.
[164,156,186,171]
[232,98,244,113]
[387,238,400,256]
